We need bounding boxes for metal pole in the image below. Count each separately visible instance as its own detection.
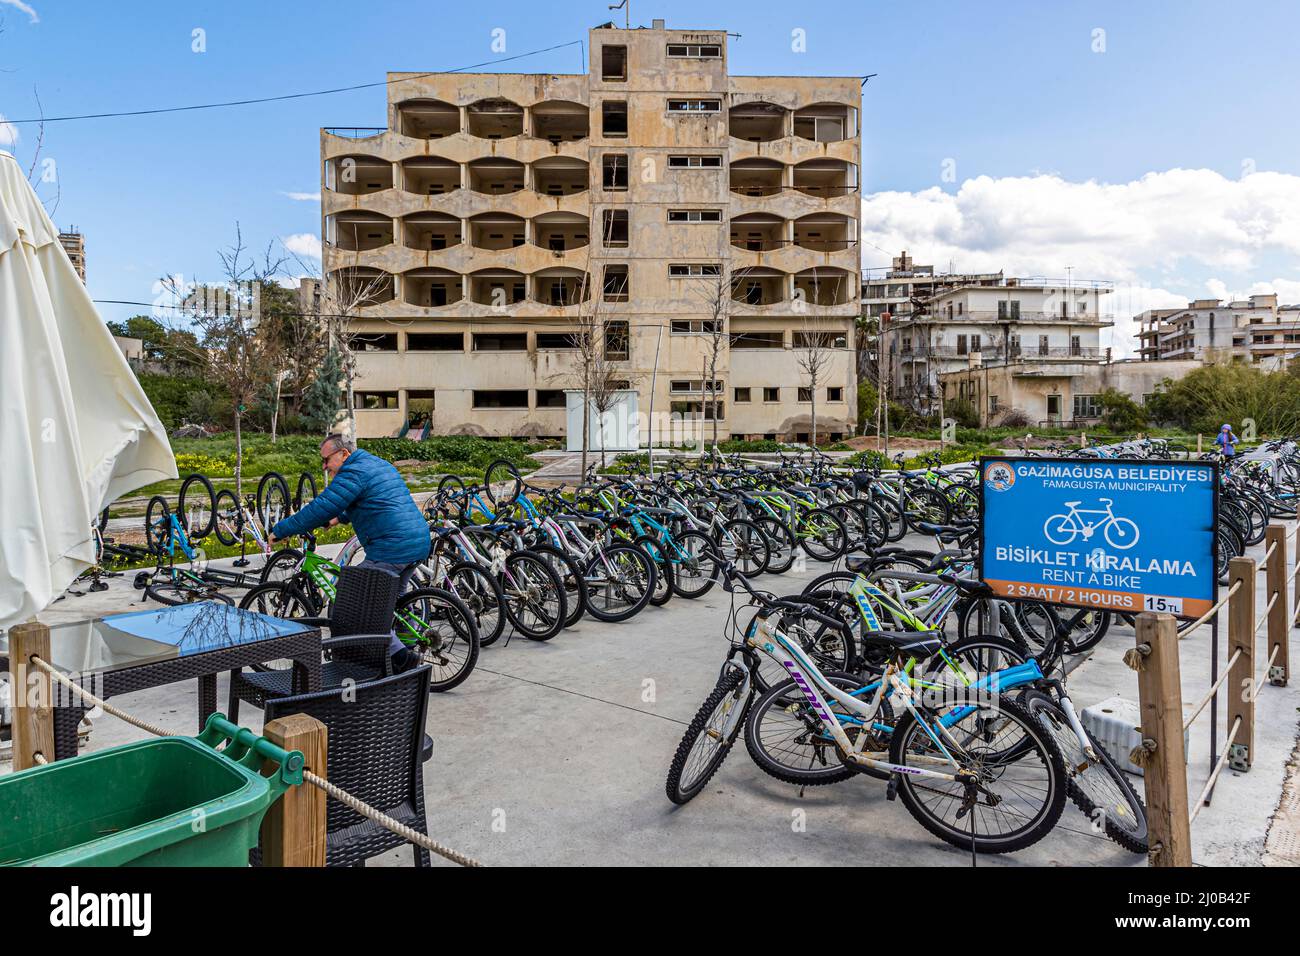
[647,323,662,478]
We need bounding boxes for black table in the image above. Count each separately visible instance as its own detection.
[0,602,321,760]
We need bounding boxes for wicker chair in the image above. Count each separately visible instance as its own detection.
[227,564,402,723]
[254,664,434,867]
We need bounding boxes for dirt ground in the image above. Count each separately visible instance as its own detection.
[840,436,944,453]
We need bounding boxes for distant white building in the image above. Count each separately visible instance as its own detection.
[1136,293,1300,367]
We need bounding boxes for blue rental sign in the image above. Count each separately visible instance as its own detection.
[978,456,1218,618]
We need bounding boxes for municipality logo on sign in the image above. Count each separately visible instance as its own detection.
[984,462,1015,491]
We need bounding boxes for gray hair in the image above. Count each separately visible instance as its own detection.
[321,433,357,455]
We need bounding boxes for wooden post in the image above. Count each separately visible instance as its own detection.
[1266,523,1289,686]
[260,713,327,867]
[1227,556,1256,771]
[9,621,56,771]
[1197,433,1203,453]
[1135,612,1193,867]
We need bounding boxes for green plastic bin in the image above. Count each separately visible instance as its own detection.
[0,715,304,867]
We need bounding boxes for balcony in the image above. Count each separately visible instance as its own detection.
[468,213,526,251]
[330,267,394,306]
[793,213,855,252]
[467,98,523,139]
[729,102,787,142]
[401,212,462,251]
[793,267,855,306]
[468,158,525,195]
[327,156,392,196]
[402,268,462,307]
[468,269,527,306]
[909,309,1113,326]
[731,213,784,251]
[396,98,459,139]
[730,158,783,196]
[328,212,393,251]
[531,268,590,306]
[731,267,785,305]
[532,157,588,196]
[401,157,460,196]
[531,100,588,143]
[793,103,856,142]
[531,212,589,253]
[793,159,857,196]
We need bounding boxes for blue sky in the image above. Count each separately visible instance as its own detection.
[3,0,1299,352]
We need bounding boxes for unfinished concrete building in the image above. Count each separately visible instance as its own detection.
[320,20,861,441]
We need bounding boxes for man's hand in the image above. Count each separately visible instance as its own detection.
[328,517,341,528]
[267,533,278,546]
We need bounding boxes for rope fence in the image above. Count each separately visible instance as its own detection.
[14,653,482,868]
[1126,521,1292,866]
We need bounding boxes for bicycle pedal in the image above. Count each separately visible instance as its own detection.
[885,774,899,802]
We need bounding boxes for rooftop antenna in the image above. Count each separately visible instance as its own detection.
[608,0,629,30]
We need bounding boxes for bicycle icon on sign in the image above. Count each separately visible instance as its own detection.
[1043,498,1140,550]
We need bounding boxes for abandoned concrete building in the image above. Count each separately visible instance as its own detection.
[320,20,861,441]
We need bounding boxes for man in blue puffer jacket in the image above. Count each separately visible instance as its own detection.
[270,433,430,671]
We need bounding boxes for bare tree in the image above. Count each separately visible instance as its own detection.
[165,225,288,495]
[793,271,847,447]
[693,264,731,460]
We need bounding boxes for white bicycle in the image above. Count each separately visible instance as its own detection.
[1043,498,1139,549]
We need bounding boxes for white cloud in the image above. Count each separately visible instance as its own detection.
[0,114,19,147]
[281,233,321,260]
[0,0,39,23]
[281,191,320,202]
[861,168,1300,357]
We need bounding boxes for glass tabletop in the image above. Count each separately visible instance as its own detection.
[0,602,314,675]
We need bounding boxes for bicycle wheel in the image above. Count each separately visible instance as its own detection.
[500,551,567,640]
[1021,690,1148,854]
[178,474,216,540]
[755,517,797,574]
[583,543,655,623]
[666,668,747,805]
[744,672,888,786]
[144,495,171,555]
[294,472,318,513]
[1016,602,1111,654]
[902,486,952,531]
[257,472,292,529]
[529,543,587,628]
[634,535,675,606]
[259,548,304,586]
[795,508,847,562]
[890,695,1067,854]
[445,562,508,647]
[718,519,770,576]
[396,587,480,692]
[484,459,523,510]
[146,578,234,607]
[209,490,242,547]
[672,530,719,598]
[240,581,314,619]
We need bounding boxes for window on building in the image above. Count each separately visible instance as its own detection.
[473,332,527,351]
[971,334,981,352]
[668,263,722,277]
[1073,394,1101,419]
[535,389,566,408]
[601,45,627,81]
[354,333,398,351]
[990,394,1000,412]
[405,390,435,423]
[797,387,812,402]
[406,332,463,351]
[666,43,721,58]
[602,209,629,247]
[1070,335,1082,356]
[604,321,629,361]
[667,155,722,168]
[670,400,724,420]
[827,387,843,402]
[670,319,721,334]
[601,154,628,191]
[734,387,751,403]
[670,379,723,393]
[356,391,398,409]
[730,331,784,349]
[601,101,628,136]
[1038,335,1049,355]
[1009,334,1021,356]
[956,334,968,355]
[667,209,722,223]
[793,331,847,349]
[536,332,577,349]
[666,99,720,113]
[602,264,629,301]
[763,387,779,402]
[997,300,1021,320]
[473,390,529,409]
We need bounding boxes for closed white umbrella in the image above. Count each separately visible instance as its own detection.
[0,150,177,630]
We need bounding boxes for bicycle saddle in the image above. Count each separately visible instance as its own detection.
[1063,500,1081,507]
[860,629,944,658]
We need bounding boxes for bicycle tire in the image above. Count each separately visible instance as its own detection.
[144,495,171,555]
[529,543,587,628]
[582,543,655,623]
[499,550,567,640]
[256,472,291,529]
[634,535,675,606]
[1021,689,1148,854]
[178,474,217,540]
[294,472,318,513]
[795,508,847,562]
[396,586,480,692]
[146,580,234,607]
[672,529,720,598]
[445,562,508,647]
[755,517,797,574]
[718,519,771,577]
[212,489,244,547]
[483,459,523,510]
[666,668,747,805]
